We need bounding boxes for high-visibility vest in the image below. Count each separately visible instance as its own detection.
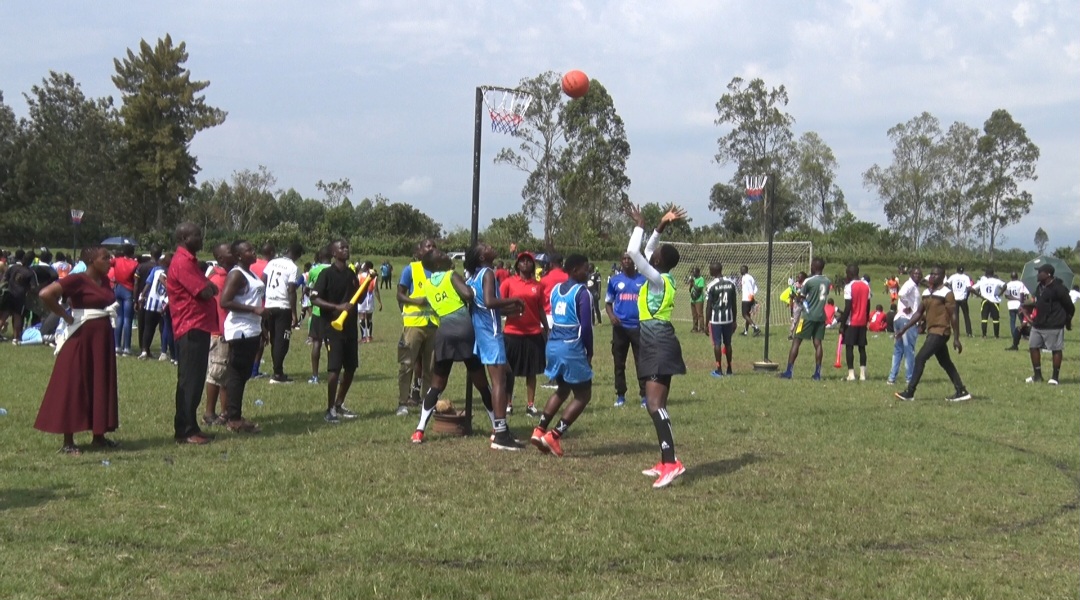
[638,273,676,322]
[424,272,465,318]
[402,261,439,326]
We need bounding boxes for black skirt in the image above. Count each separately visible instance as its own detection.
[637,320,686,377]
[433,310,475,362]
[505,333,546,377]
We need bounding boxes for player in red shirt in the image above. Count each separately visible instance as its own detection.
[839,266,872,381]
[539,253,568,326]
[868,304,887,332]
[500,252,549,416]
[494,260,510,287]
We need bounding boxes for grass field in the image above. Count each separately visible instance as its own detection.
[1,307,1077,599]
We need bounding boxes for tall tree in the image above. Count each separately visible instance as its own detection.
[495,72,567,249]
[555,79,631,249]
[938,121,982,248]
[222,165,277,232]
[713,77,796,238]
[112,35,226,231]
[862,112,942,251]
[1034,227,1049,254]
[791,131,846,232]
[973,109,1039,263]
[0,91,24,240]
[316,178,352,209]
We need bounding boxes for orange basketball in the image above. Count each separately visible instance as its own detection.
[561,70,590,99]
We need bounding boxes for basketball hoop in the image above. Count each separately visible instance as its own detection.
[745,176,767,202]
[482,87,533,135]
[70,209,84,225]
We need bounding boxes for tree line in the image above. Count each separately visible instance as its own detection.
[0,36,1067,267]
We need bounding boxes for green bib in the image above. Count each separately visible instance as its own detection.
[425,271,465,318]
[638,273,676,322]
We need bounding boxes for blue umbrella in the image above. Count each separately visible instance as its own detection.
[101,236,137,247]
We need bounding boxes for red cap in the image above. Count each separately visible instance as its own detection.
[516,251,535,261]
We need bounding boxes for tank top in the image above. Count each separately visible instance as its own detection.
[223,266,265,341]
[549,282,583,342]
[143,266,168,313]
[467,267,502,337]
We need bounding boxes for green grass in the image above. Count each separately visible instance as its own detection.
[0,317,1077,599]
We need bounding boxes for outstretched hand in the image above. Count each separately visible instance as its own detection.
[625,203,645,228]
[657,204,687,233]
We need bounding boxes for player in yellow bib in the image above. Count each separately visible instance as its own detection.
[396,239,439,416]
[626,203,688,489]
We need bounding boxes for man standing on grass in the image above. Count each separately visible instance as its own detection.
[263,242,302,384]
[739,265,760,337]
[839,264,871,381]
[1025,264,1074,385]
[779,258,829,380]
[306,246,331,384]
[975,268,1005,339]
[705,261,737,377]
[605,253,646,407]
[167,222,218,445]
[946,266,974,337]
[396,238,439,416]
[311,239,361,423]
[1003,271,1029,351]
[688,267,705,333]
[893,266,971,402]
[888,267,922,386]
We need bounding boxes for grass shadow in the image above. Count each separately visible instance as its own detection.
[684,452,763,482]
[577,441,656,458]
[0,485,84,511]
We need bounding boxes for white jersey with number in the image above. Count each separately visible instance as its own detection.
[1004,280,1028,310]
[946,273,972,300]
[975,277,1005,304]
[263,257,298,310]
[740,273,758,302]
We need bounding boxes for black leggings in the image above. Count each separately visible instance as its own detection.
[225,336,260,421]
[980,301,1000,337]
[141,311,162,353]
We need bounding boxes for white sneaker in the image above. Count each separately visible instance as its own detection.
[845,374,856,381]
[1048,379,1059,385]
[395,405,409,416]
[1025,376,1042,384]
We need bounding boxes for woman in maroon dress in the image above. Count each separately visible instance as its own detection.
[34,246,120,455]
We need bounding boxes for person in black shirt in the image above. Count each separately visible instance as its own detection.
[1,252,37,344]
[311,239,361,423]
[1026,264,1074,385]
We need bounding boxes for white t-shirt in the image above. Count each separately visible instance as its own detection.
[896,278,920,318]
[1004,280,1029,310]
[1069,289,1080,304]
[740,273,758,302]
[976,276,1005,304]
[946,273,972,300]
[224,267,266,341]
[263,257,298,310]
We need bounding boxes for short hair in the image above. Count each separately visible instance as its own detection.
[261,242,276,257]
[231,239,251,256]
[79,246,105,264]
[563,253,588,273]
[287,242,304,258]
[548,252,564,267]
[658,244,680,270]
[174,222,199,244]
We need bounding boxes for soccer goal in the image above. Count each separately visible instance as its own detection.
[665,241,813,329]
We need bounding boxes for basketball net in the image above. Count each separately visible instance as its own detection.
[483,88,533,135]
[745,175,767,203]
[70,209,84,225]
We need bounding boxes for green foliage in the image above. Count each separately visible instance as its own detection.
[112,34,226,230]
[975,109,1039,262]
[792,131,847,232]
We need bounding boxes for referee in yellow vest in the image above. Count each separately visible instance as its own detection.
[396,239,440,416]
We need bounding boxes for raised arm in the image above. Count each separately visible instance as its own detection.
[625,204,663,287]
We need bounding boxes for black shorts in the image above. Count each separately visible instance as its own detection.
[843,326,868,347]
[709,322,735,347]
[325,332,358,372]
[553,375,592,396]
[741,300,755,316]
[431,356,483,378]
[309,316,326,341]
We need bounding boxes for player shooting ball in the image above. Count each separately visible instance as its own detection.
[626,203,688,489]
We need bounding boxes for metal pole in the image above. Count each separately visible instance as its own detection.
[763,175,776,363]
[462,87,484,435]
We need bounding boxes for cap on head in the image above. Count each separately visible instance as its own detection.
[1037,264,1055,276]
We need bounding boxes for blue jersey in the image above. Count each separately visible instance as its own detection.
[466,267,502,337]
[545,281,593,384]
[605,272,645,329]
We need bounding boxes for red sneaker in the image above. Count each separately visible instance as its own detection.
[530,427,549,454]
[652,460,685,489]
[410,430,424,444]
[641,462,663,477]
[541,431,563,457]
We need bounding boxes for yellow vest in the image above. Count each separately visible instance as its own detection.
[425,271,465,318]
[402,261,439,327]
[638,273,676,322]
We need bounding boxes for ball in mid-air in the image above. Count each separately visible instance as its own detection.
[561,70,590,99]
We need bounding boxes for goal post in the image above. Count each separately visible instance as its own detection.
[664,241,813,329]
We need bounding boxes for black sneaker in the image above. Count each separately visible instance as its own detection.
[1004,346,1018,351]
[269,374,293,384]
[946,390,972,402]
[490,432,525,451]
[894,390,914,401]
[324,409,341,424]
[335,405,358,419]
[753,328,761,337]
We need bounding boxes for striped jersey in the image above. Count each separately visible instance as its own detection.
[143,266,168,313]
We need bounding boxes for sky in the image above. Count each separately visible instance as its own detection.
[2,0,1078,252]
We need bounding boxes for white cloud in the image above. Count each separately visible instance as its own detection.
[1012,2,1034,26]
[398,176,433,196]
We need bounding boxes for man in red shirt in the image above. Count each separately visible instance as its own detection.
[500,252,549,415]
[202,243,235,427]
[839,266,872,381]
[166,223,219,445]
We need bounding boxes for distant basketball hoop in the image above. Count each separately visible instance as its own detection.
[70,209,85,225]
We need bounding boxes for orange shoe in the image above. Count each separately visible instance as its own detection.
[530,427,549,454]
[641,462,663,477]
[541,431,563,457]
[410,430,424,444]
[652,460,685,489]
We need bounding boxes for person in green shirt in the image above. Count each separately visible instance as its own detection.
[305,245,331,384]
[779,257,830,380]
[688,267,706,333]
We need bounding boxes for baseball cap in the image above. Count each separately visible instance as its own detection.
[516,251,535,261]
[1037,264,1055,275]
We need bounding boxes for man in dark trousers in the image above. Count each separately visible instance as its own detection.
[311,239,361,423]
[1025,264,1074,385]
[605,253,646,407]
[167,223,218,445]
[893,266,971,403]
